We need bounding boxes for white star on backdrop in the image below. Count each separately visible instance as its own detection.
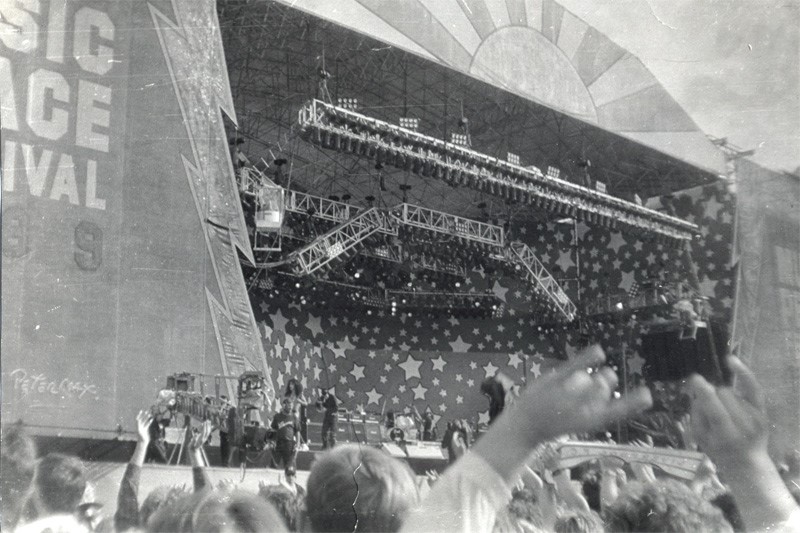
[412,383,428,400]
[450,336,472,353]
[350,364,365,381]
[483,362,498,378]
[492,280,509,302]
[508,352,523,368]
[607,232,626,254]
[305,314,323,337]
[478,410,490,425]
[398,355,423,380]
[555,249,574,272]
[366,387,382,405]
[270,310,289,332]
[431,355,447,372]
[530,361,542,378]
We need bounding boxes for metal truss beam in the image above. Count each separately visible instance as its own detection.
[285,189,362,224]
[507,242,577,322]
[292,208,387,275]
[392,203,504,247]
[285,190,397,235]
[298,99,698,241]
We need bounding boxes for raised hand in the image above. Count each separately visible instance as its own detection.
[136,410,152,444]
[514,345,652,443]
[688,356,800,531]
[189,420,213,451]
[687,356,767,467]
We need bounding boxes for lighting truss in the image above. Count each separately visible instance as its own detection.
[297,99,698,241]
[391,203,505,247]
[284,190,397,235]
[256,184,575,322]
[291,208,388,275]
[506,242,578,321]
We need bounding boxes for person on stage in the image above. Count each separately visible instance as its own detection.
[284,378,308,445]
[270,398,300,469]
[316,387,339,449]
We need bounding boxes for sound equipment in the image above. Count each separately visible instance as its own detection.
[336,419,354,443]
[381,442,407,458]
[364,420,382,445]
[404,442,445,460]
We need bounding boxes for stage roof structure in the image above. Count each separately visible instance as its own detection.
[217,0,725,226]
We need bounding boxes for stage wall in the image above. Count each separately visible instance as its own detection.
[1,0,270,438]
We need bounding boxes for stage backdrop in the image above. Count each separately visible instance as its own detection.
[255,181,735,426]
[1,0,271,439]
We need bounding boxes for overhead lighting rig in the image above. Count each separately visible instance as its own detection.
[298,99,698,241]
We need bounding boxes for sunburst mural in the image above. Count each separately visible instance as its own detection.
[278,0,725,174]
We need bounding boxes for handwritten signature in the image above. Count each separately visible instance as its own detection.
[8,368,99,401]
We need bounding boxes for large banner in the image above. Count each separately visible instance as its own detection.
[732,158,800,454]
[1,0,271,438]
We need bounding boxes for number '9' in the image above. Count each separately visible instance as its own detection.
[74,221,102,270]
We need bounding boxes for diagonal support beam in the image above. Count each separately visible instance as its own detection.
[291,208,388,275]
[507,241,577,322]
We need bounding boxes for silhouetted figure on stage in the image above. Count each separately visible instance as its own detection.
[480,376,506,425]
[284,379,308,445]
[316,388,339,449]
[481,372,516,425]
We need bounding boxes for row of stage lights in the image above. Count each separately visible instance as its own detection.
[298,99,698,242]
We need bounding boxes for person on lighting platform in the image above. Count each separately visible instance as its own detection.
[316,387,339,449]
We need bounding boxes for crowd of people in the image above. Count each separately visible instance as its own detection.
[2,346,799,532]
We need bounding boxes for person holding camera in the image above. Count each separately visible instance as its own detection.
[316,387,339,449]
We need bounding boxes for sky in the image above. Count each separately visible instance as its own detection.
[558,0,800,173]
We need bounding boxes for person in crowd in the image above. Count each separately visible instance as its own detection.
[305,444,419,532]
[17,452,89,533]
[603,479,732,532]
[1,421,38,531]
[271,397,300,470]
[115,409,155,531]
[146,489,288,532]
[687,356,800,531]
[401,345,653,532]
[258,483,304,531]
[284,378,309,445]
[138,485,191,530]
[279,465,306,498]
[553,510,604,533]
[315,387,339,450]
[116,411,212,531]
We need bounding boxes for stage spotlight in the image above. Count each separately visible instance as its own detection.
[615,302,624,310]
[455,281,461,288]
[295,282,301,288]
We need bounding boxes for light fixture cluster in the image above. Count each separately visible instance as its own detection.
[298,99,698,241]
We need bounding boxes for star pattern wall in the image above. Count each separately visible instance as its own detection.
[252,182,735,425]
